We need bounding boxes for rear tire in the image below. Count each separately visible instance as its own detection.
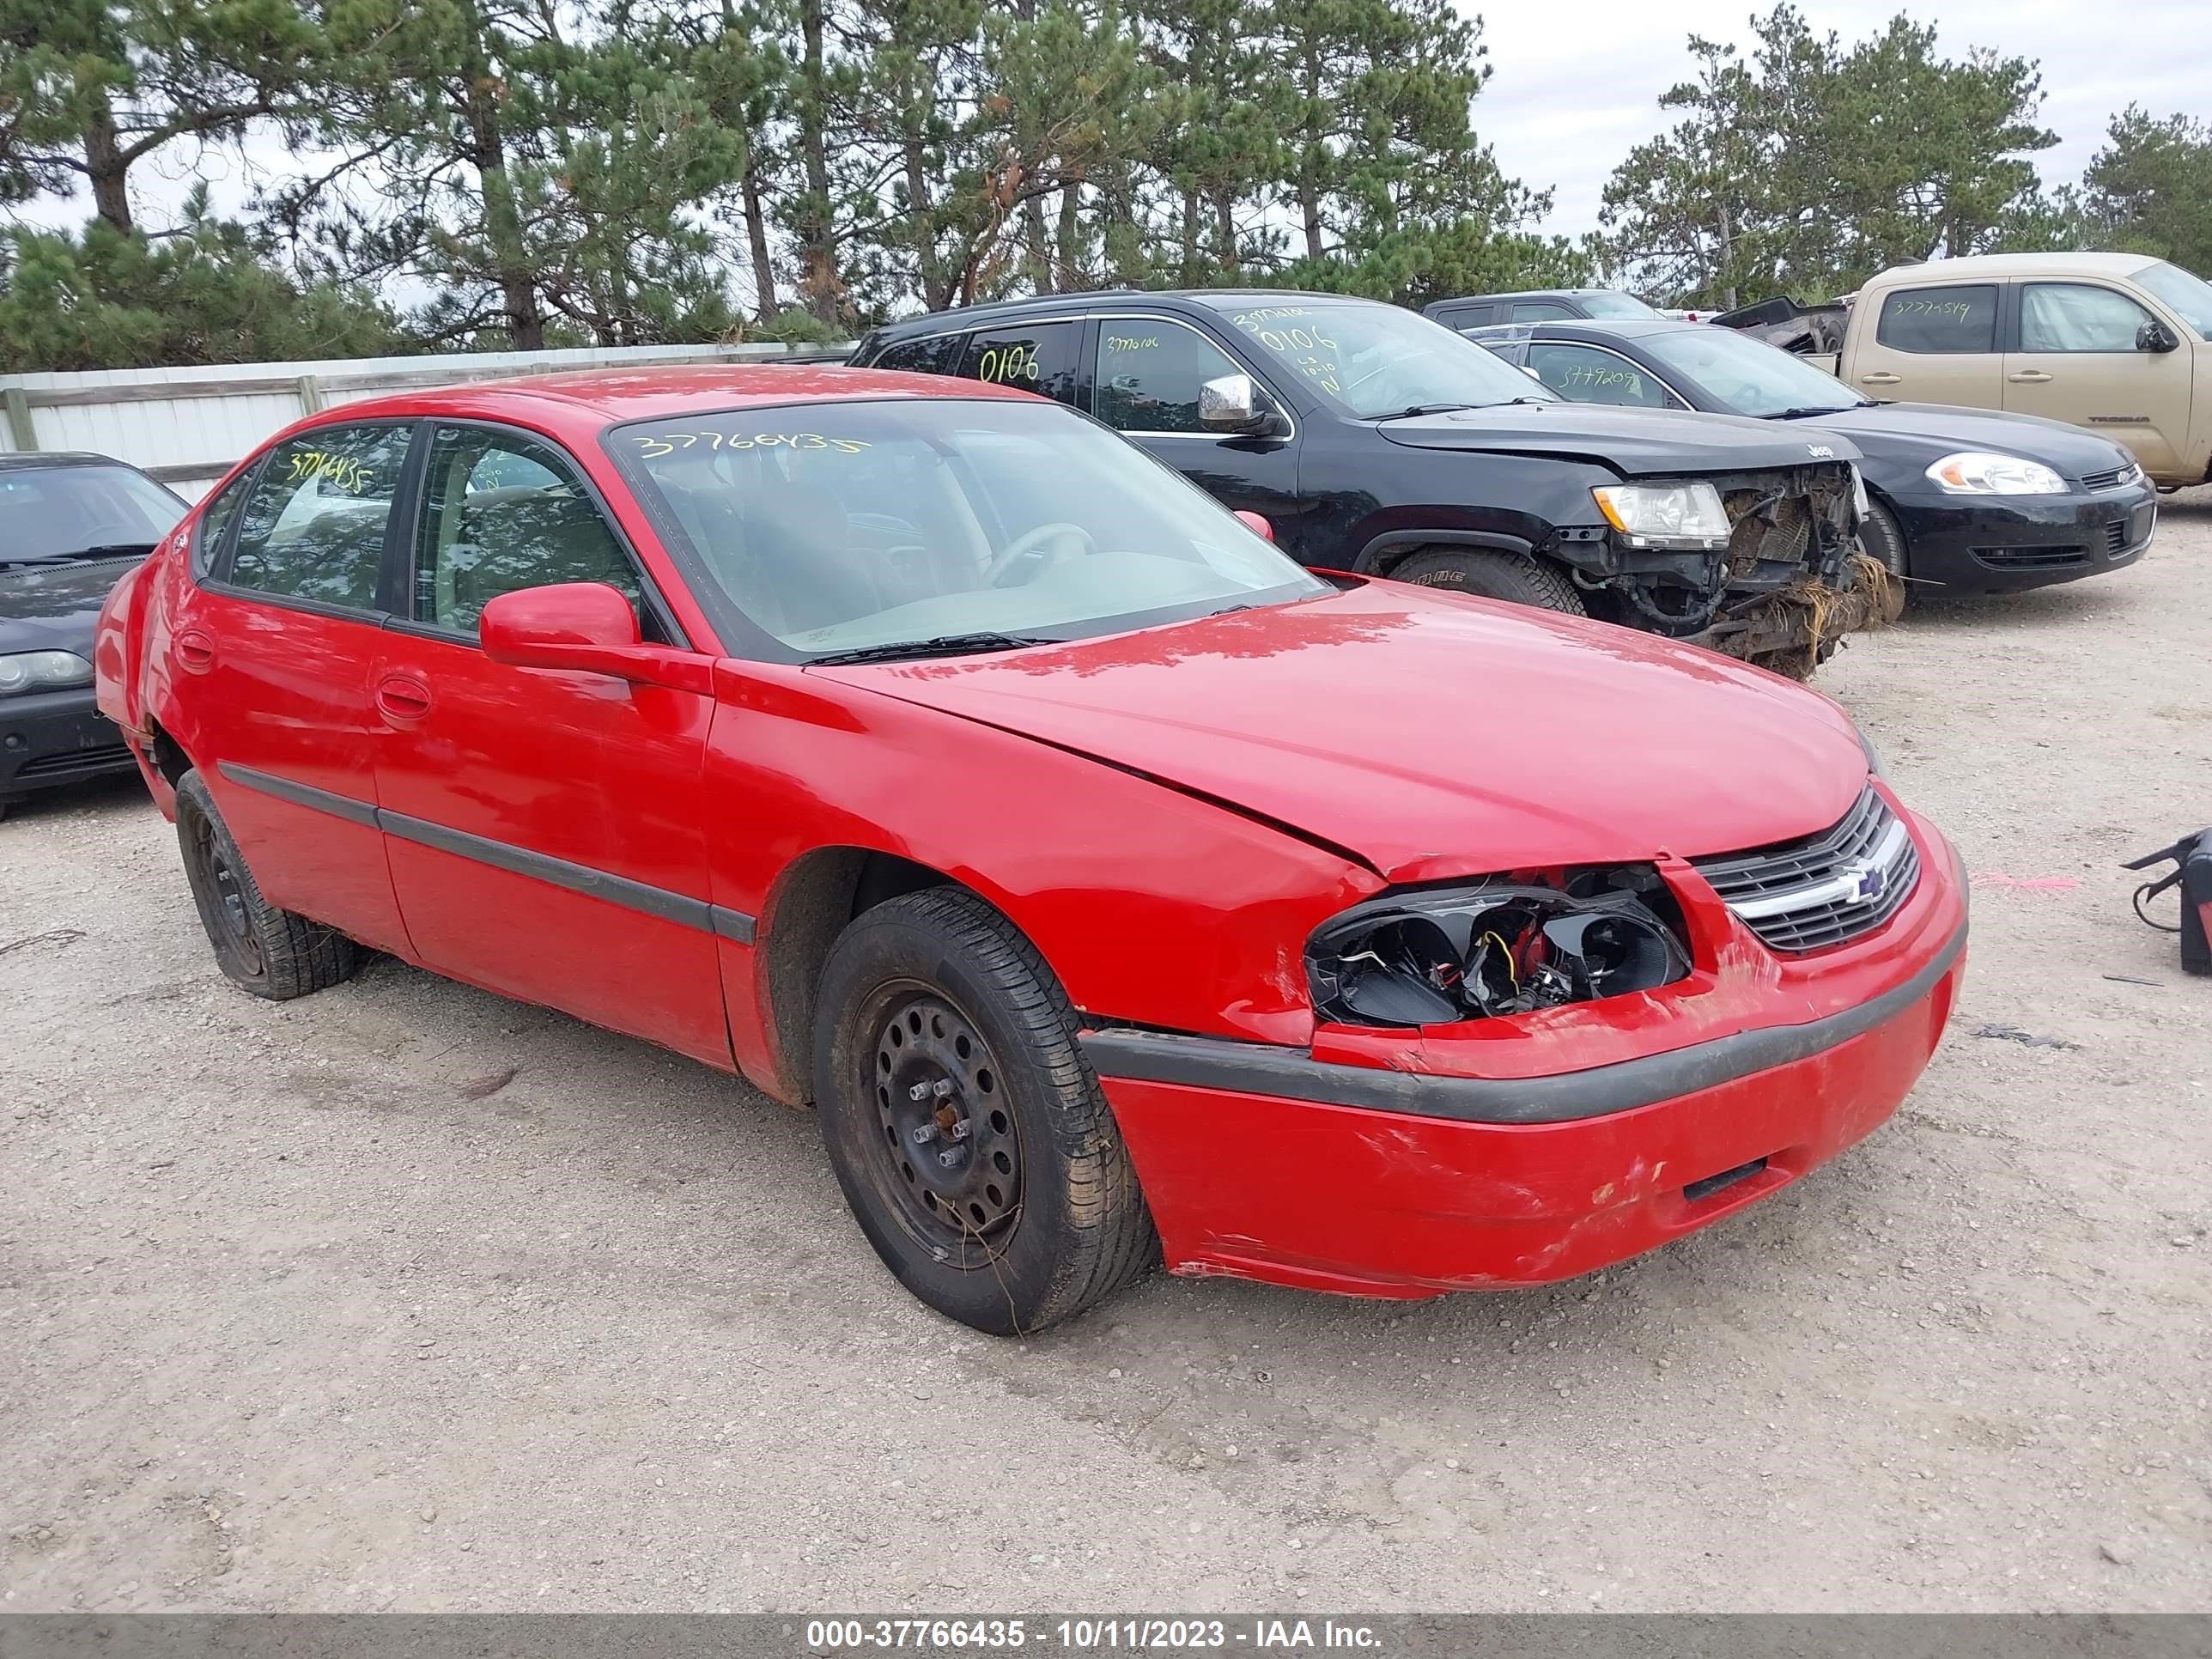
[175,769,361,1000]
[812,886,1158,1334]
[1389,547,1588,616]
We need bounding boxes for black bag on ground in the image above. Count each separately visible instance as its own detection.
[2124,830,2212,975]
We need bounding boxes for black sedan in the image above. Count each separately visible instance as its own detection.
[1470,318,2158,599]
[1,452,185,818]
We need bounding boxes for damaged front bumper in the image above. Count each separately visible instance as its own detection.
[1553,463,1880,674]
[1079,820,1966,1298]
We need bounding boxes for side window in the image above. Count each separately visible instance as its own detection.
[1511,301,1575,322]
[958,322,1079,405]
[1526,343,1671,408]
[229,425,410,610]
[191,468,254,580]
[872,332,966,377]
[1875,284,1998,354]
[2020,283,2154,353]
[414,426,642,636]
[1092,322,1247,433]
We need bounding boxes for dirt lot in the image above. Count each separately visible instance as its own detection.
[3,493,2209,1615]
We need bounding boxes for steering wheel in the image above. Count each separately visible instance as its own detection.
[983,520,1096,586]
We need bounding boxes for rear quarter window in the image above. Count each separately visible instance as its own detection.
[870,332,966,377]
[1874,284,1998,353]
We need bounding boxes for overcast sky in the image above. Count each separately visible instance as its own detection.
[1474,0,2212,236]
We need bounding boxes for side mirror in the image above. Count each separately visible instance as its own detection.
[1233,509,1274,542]
[2137,320,2179,354]
[1199,374,1283,436]
[479,582,712,694]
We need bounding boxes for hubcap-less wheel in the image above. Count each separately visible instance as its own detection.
[189,808,264,976]
[869,984,1022,1262]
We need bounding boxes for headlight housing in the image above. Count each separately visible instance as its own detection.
[1851,464,1871,520]
[0,650,94,696]
[1924,452,2066,495]
[1591,482,1732,550]
[1306,867,1692,1028]
[1857,726,1887,779]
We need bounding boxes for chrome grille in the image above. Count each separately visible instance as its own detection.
[2079,465,2134,491]
[1691,786,1919,953]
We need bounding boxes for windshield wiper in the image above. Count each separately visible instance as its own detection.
[806,632,1063,666]
[1374,402,1484,420]
[1768,405,1861,420]
[0,540,159,568]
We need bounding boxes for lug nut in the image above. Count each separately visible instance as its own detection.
[937,1146,966,1169]
[950,1119,969,1140]
[910,1124,936,1145]
[908,1082,933,1102]
[931,1079,956,1098]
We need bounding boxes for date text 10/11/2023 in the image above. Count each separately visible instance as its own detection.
[802,1620,1384,1651]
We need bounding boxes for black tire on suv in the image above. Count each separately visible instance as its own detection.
[811,886,1158,1334]
[1388,547,1588,616]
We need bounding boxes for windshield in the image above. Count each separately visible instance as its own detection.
[615,398,1327,658]
[1642,325,1866,417]
[1206,299,1557,418]
[2135,260,2212,339]
[1578,292,1660,319]
[0,463,184,559]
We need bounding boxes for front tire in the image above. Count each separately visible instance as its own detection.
[812,887,1158,1334]
[1857,500,1911,619]
[175,769,361,1000]
[1389,547,1588,616]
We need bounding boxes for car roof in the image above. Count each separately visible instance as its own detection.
[862,288,1376,340]
[319,363,1045,433]
[0,450,135,471]
[1427,289,1628,309]
[1866,252,2162,285]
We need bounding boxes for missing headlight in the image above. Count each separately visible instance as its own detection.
[1306,868,1692,1028]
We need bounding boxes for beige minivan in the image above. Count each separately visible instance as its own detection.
[1824,252,2212,489]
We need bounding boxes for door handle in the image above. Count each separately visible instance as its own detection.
[1858,371,1902,386]
[2006,370,2053,384]
[375,673,434,724]
[175,629,216,673]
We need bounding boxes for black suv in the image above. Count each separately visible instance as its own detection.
[853,290,1875,671]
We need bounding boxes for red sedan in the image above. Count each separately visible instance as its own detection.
[95,367,1966,1334]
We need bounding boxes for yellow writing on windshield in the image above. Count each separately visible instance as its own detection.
[1229,310,1340,392]
[632,431,872,459]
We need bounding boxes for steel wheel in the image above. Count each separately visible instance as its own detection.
[866,981,1023,1265]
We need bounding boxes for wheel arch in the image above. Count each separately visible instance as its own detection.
[754,845,1002,1107]
[1354,526,1537,577]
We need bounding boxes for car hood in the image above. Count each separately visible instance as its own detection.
[1375,402,1863,475]
[1794,402,2135,478]
[815,581,1868,883]
[0,554,143,653]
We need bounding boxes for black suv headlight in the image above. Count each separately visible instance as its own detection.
[1306,866,1692,1028]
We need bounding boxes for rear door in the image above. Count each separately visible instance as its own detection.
[368,420,731,1067]
[173,421,416,956]
[1846,281,2004,407]
[2002,280,2197,477]
[1086,313,1310,556]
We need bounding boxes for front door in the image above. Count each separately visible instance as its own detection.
[369,421,732,1068]
[2002,280,2197,478]
[1085,314,1310,557]
[175,422,416,956]
[1849,281,2005,409]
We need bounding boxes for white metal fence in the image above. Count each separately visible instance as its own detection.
[1,339,852,499]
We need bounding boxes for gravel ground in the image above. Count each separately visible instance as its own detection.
[3,491,2209,1615]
